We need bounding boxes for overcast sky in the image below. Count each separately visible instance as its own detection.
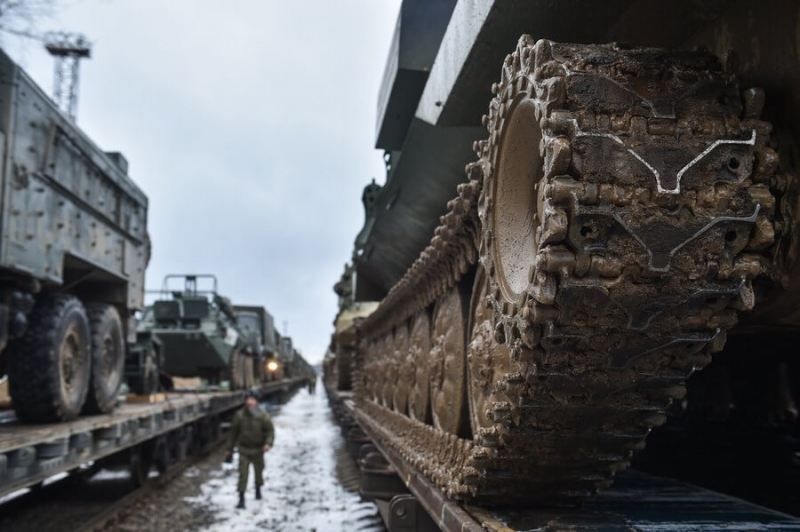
[2,0,403,364]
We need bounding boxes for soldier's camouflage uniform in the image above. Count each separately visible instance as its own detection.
[228,405,275,493]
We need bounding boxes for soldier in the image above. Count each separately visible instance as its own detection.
[225,391,275,509]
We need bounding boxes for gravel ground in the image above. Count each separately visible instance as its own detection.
[0,470,136,532]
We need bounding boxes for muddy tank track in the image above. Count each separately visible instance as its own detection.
[352,38,781,504]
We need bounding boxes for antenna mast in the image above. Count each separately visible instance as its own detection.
[44,32,91,120]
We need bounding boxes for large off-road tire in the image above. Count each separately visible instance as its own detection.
[129,343,160,395]
[229,349,245,390]
[83,304,125,414]
[7,294,92,422]
[243,355,255,389]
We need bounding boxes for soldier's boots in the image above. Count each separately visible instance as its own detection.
[236,492,245,509]
[255,486,262,500]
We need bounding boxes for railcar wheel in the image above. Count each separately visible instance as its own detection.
[430,286,468,436]
[7,294,91,422]
[138,345,160,395]
[83,304,125,414]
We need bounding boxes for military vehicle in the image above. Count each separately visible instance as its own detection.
[325,263,378,392]
[233,305,278,382]
[136,275,253,390]
[334,0,800,506]
[0,49,149,423]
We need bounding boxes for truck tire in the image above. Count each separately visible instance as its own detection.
[230,349,245,389]
[7,294,91,422]
[128,343,160,395]
[244,356,255,389]
[83,304,125,414]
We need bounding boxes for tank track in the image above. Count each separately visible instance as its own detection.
[353,38,780,504]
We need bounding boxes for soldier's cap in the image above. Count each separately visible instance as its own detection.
[245,390,258,400]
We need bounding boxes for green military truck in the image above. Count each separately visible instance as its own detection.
[0,48,149,423]
[233,304,278,382]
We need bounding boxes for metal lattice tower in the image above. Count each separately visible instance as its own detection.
[44,32,91,120]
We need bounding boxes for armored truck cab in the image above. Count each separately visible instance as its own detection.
[0,48,149,422]
[233,305,277,382]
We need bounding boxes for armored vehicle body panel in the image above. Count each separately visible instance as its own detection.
[0,49,147,309]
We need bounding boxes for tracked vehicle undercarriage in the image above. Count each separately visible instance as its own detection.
[351,39,784,504]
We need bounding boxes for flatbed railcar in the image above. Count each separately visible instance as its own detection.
[0,377,306,501]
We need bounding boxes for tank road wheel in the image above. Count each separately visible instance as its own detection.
[430,286,468,436]
[392,322,411,415]
[408,311,432,423]
[380,334,395,408]
[7,294,91,422]
[366,341,382,402]
[83,304,125,414]
[467,267,511,434]
[129,442,155,487]
[469,38,779,499]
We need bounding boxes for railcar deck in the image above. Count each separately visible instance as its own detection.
[0,378,304,500]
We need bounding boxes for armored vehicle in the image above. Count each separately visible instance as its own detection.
[0,49,149,422]
[137,275,253,390]
[233,305,278,382]
[335,0,800,506]
[325,263,378,392]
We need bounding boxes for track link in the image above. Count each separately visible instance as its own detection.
[353,38,780,504]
